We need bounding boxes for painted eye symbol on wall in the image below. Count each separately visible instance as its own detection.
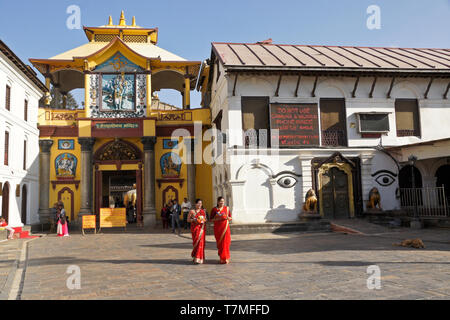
[371,170,397,187]
[273,171,302,189]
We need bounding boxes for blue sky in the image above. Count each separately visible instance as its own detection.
[1,0,449,107]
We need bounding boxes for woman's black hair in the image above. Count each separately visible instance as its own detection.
[217,196,224,204]
[195,198,202,204]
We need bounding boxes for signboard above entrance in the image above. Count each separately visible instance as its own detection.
[91,120,142,137]
[270,103,320,147]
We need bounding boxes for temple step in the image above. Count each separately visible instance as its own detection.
[205,220,331,235]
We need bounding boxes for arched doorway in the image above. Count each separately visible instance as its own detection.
[435,164,450,206]
[21,185,27,224]
[399,165,423,206]
[399,165,422,188]
[1,182,10,223]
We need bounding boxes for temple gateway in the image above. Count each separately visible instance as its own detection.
[31,12,212,227]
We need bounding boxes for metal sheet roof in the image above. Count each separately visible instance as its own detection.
[212,42,450,72]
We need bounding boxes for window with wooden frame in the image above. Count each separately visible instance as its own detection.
[4,131,9,166]
[23,140,27,170]
[5,85,11,111]
[320,99,347,147]
[241,97,270,148]
[24,99,28,121]
[395,99,421,137]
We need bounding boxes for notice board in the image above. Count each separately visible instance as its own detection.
[82,215,97,235]
[99,208,127,230]
[270,103,320,147]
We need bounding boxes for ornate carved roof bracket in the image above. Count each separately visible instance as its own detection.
[351,76,360,98]
[424,77,434,99]
[444,82,450,99]
[294,74,301,97]
[232,73,238,96]
[387,77,396,98]
[274,73,282,97]
[311,76,318,97]
[369,76,377,98]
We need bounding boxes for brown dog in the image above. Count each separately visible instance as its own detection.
[393,239,425,249]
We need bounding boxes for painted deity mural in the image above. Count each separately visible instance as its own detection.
[101,74,135,111]
[55,153,77,177]
[160,152,182,177]
[89,52,147,118]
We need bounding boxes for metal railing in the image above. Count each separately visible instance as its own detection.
[399,187,449,218]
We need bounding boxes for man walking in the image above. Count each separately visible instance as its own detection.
[181,197,191,230]
[171,199,182,235]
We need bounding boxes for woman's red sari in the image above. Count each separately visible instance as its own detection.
[190,209,206,263]
[210,206,231,263]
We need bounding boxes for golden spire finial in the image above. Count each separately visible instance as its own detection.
[119,10,126,26]
[132,16,136,27]
[108,16,113,26]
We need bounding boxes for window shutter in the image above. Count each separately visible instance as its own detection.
[5,85,11,111]
[24,100,28,121]
[4,131,9,166]
[23,140,27,170]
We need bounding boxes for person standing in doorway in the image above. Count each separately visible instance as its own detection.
[210,196,232,264]
[181,197,191,230]
[171,199,181,235]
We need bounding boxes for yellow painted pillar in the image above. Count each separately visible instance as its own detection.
[84,73,90,118]
[146,73,152,116]
[184,76,190,109]
[44,76,51,106]
[62,94,67,109]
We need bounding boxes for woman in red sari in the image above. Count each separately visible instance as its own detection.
[187,199,207,264]
[210,196,232,264]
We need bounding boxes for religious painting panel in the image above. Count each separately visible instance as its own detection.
[101,74,135,112]
[160,152,182,178]
[55,153,78,177]
[58,139,75,150]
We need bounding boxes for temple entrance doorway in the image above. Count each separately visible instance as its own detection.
[95,169,142,224]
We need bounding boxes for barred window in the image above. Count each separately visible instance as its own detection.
[241,97,270,148]
[395,99,420,137]
[320,99,347,147]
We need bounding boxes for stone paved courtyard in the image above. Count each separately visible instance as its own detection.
[1,223,450,300]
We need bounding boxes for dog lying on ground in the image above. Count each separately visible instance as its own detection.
[393,238,425,249]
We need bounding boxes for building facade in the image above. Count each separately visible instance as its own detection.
[30,13,212,227]
[0,40,46,227]
[199,41,450,224]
